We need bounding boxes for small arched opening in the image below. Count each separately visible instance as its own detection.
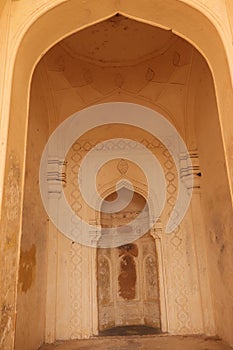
[98,188,161,336]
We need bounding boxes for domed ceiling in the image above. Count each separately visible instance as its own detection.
[60,14,176,66]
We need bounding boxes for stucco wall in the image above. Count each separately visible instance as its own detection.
[0,2,233,350]
[15,64,49,350]
[15,19,222,347]
[192,53,233,346]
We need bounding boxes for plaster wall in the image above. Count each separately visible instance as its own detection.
[192,54,233,346]
[0,2,233,350]
[15,19,222,347]
[14,64,49,350]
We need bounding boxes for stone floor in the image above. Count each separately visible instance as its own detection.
[99,325,161,336]
[39,335,232,350]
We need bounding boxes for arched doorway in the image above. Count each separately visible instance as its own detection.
[98,188,161,335]
[12,12,232,349]
[0,2,233,350]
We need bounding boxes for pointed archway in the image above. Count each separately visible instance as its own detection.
[0,2,233,350]
[98,188,161,334]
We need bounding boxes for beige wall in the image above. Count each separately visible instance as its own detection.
[16,19,221,347]
[192,53,233,346]
[15,64,49,350]
[0,2,233,350]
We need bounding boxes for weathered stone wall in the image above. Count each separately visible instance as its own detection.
[17,20,215,344]
[14,64,49,350]
[192,53,233,346]
[0,2,232,350]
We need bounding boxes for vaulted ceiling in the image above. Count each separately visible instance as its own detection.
[60,14,177,66]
